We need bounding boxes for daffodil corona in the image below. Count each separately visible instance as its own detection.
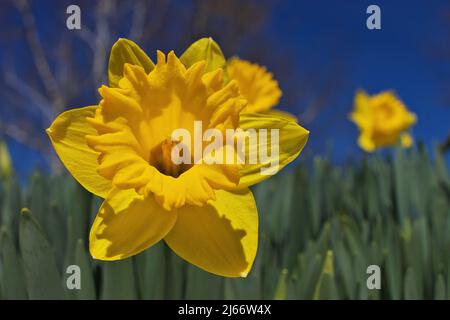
[350,90,416,152]
[47,38,309,277]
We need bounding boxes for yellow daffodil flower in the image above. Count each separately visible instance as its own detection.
[227,57,297,122]
[349,90,417,152]
[46,38,309,277]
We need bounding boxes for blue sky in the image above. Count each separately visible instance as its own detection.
[3,0,450,181]
[267,0,450,161]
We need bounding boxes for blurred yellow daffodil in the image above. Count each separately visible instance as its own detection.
[46,38,309,277]
[227,57,297,122]
[350,90,417,152]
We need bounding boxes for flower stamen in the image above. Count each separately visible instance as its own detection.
[156,138,191,178]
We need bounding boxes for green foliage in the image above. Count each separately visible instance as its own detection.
[0,146,449,299]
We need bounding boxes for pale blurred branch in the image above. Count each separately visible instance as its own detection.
[0,120,43,150]
[129,0,147,40]
[3,65,54,120]
[91,0,114,86]
[14,0,65,112]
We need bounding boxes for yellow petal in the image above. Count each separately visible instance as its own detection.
[265,109,298,122]
[46,106,112,198]
[164,189,258,277]
[90,188,177,260]
[358,132,376,152]
[354,89,370,113]
[180,37,228,81]
[349,89,372,129]
[108,38,155,87]
[238,112,309,188]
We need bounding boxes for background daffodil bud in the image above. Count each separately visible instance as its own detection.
[0,140,12,180]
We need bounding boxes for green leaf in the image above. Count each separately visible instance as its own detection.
[313,250,339,300]
[46,202,66,269]
[385,221,402,300]
[434,274,446,300]
[28,172,49,233]
[393,147,410,224]
[64,215,76,271]
[19,208,65,299]
[404,267,421,300]
[274,268,289,300]
[72,239,96,300]
[185,266,224,299]
[135,242,167,299]
[164,248,187,299]
[66,179,91,242]
[108,38,155,87]
[180,37,228,82]
[1,176,21,243]
[0,227,27,299]
[100,258,138,300]
[297,253,324,299]
[334,241,355,298]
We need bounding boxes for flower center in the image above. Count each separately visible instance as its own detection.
[152,138,192,178]
[378,103,394,120]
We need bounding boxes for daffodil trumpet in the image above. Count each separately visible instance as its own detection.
[47,38,309,277]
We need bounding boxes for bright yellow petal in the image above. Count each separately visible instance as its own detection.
[238,112,309,188]
[354,89,370,113]
[265,109,298,122]
[349,112,370,129]
[108,38,155,87]
[164,189,258,277]
[349,90,372,129]
[400,133,414,148]
[46,106,112,198]
[90,188,177,260]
